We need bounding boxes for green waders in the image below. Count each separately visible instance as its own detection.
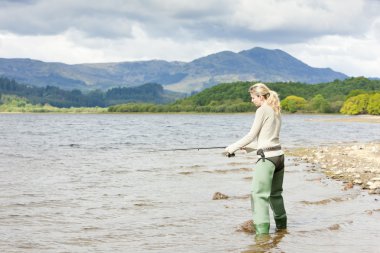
[251,155,287,234]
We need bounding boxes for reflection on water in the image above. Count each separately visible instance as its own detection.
[0,114,379,252]
[242,231,288,253]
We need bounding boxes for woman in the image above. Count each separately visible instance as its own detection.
[224,82,287,235]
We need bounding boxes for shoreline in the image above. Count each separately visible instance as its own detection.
[305,115,380,123]
[286,142,380,194]
[1,111,379,119]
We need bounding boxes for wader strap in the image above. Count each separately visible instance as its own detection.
[257,149,266,162]
[255,146,282,162]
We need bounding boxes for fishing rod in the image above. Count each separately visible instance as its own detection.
[132,146,235,156]
[147,146,235,157]
[152,146,226,152]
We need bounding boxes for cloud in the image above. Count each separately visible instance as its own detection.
[283,33,380,77]
[0,0,137,38]
[2,0,378,41]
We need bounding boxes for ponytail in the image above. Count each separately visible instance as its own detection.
[266,90,281,114]
[249,83,281,114]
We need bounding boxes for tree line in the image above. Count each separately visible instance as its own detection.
[0,77,176,107]
[1,76,380,115]
[109,77,380,115]
[0,95,107,113]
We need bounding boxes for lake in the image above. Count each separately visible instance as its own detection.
[0,113,379,252]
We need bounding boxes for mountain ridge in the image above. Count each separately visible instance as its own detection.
[0,47,348,93]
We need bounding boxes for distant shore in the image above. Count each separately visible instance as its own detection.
[287,142,380,194]
[1,110,379,119]
[306,115,380,123]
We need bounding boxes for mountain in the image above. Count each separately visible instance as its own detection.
[0,47,348,93]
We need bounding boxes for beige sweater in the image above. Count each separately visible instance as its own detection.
[225,102,283,158]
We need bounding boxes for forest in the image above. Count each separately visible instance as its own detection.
[0,77,177,107]
[1,76,379,115]
[109,77,380,115]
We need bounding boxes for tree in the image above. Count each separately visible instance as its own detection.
[367,93,380,115]
[340,94,369,115]
[281,95,307,113]
[309,94,331,113]
[346,89,366,99]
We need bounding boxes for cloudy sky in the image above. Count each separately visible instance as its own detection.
[0,0,380,77]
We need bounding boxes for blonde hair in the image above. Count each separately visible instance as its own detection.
[249,82,281,114]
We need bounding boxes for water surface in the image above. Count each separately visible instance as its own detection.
[0,114,379,252]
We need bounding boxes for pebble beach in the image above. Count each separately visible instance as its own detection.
[287,142,380,194]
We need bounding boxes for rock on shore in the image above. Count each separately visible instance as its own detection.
[287,142,380,194]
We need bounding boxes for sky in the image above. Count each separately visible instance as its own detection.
[0,0,380,77]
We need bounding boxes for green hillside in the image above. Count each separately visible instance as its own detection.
[109,77,380,114]
[0,76,182,108]
[1,76,379,115]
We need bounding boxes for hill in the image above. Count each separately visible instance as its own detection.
[0,77,182,107]
[108,77,380,113]
[0,47,347,93]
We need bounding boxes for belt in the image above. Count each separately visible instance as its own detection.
[257,146,282,162]
[262,145,281,151]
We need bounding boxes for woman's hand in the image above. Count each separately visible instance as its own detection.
[240,147,249,153]
[222,151,235,157]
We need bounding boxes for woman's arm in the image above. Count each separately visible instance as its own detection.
[225,107,265,154]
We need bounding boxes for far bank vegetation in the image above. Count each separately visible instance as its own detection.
[1,76,379,115]
[109,77,380,115]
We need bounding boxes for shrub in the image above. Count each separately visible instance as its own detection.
[340,94,369,115]
[367,93,380,115]
[281,95,307,113]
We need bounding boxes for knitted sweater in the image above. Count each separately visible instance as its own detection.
[225,102,283,158]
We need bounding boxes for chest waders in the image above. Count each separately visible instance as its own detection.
[251,153,287,234]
